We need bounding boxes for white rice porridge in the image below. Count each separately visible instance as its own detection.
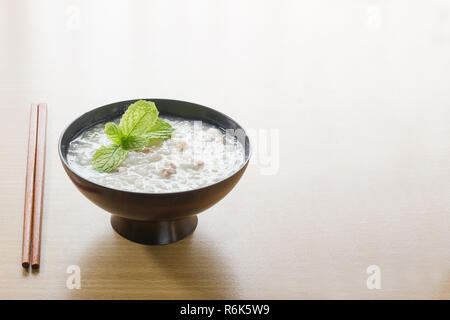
[67,117,246,193]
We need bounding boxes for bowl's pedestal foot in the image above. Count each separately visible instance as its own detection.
[110,215,198,245]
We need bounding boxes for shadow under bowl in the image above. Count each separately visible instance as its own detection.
[58,99,251,245]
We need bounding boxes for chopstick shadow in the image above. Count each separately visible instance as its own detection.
[21,267,40,276]
[67,230,235,299]
[22,268,31,277]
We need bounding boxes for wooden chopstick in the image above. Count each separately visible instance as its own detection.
[21,104,39,268]
[30,103,47,269]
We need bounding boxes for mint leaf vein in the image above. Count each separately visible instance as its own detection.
[91,100,174,173]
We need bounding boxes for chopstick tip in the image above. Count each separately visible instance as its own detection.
[31,263,40,270]
[22,262,30,269]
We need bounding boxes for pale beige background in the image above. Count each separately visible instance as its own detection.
[0,0,449,299]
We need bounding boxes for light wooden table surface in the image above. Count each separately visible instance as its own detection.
[0,0,449,299]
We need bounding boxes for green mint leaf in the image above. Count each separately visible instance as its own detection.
[104,122,122,145]
[121,135,149,151]
[145,118,174,141]
[119,100,158,138]
[92,100,174,173]
[92,144,128,173]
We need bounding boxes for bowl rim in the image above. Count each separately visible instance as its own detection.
[58,98,252,195]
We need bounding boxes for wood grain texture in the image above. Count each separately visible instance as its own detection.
[21,104,38,268]
[0,0,449,299]
[30,103,47,269]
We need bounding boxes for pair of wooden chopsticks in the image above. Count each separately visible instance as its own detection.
[22,103,47,269]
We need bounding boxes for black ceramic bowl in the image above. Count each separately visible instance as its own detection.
[58,99,251,245]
